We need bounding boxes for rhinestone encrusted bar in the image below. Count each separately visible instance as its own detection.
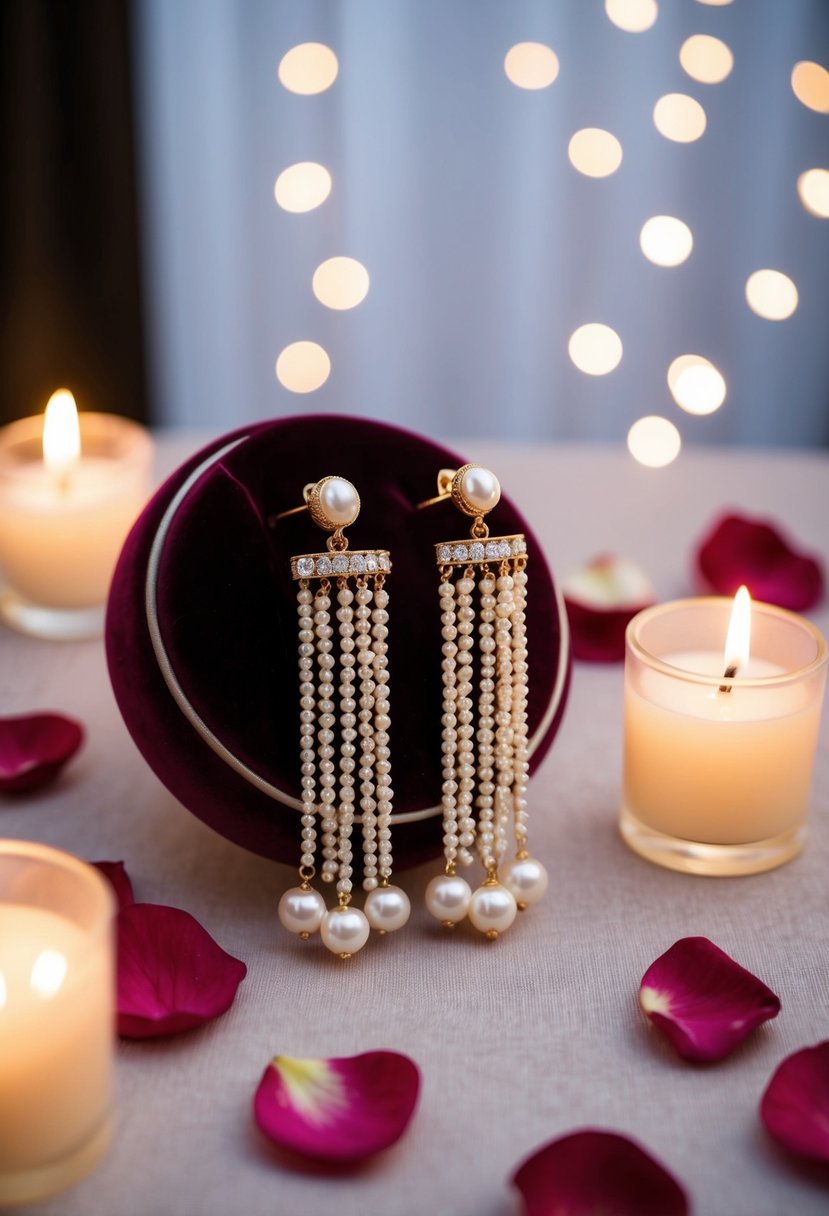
[434,536,526,566]
[291,550,392,580]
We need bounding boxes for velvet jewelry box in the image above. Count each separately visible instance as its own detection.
[106,416,571,868]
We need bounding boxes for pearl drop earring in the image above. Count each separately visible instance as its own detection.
[273,476,410,958]
[418,465,548,939]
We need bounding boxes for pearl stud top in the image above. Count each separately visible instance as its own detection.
[452,464,501,517]
[307,476,361,530]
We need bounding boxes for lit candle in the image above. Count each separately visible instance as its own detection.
[0,391,153,638]
[621,591,828,876]
[0,841,115,1206]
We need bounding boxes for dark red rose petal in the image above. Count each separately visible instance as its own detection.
[512,1128,689,1216]
[117,903,246,1038]
[0,712,84,793]
[760,1041,829,1164]
[254,1051,420,1163]
[563,555,654,662]
[696,513,824,611]
[639,936,781,1063]
[91,860,135,910]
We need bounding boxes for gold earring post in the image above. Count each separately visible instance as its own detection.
[416,468,457,509]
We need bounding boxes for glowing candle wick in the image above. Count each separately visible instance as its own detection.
[719,584,752,692]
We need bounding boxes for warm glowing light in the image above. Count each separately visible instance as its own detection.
[605,0,658,33]
[627,416,681,467]
[274,163,332,213]
[0,972,6,1012]
[312,257,370,310]
[791,61,829,113]
[797,169,829,218]
[568,324,623,375]
[695,0,733,6]
[724,585,751,675]
[653,93,707,142]
[668,354,711,395]
[568,128,623,178]
[30,950,68,999]
[745,270,798,321]
[680,35,733,84]
[673,364,726,415]
[42,389,81,475]
[639,215,693,267]
[276,342,331,393]
[278,43,338,95]
[504,42,559,89]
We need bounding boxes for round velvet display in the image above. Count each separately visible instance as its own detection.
[106,416,570,867]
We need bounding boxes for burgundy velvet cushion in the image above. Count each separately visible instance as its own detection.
[106,416,570,867]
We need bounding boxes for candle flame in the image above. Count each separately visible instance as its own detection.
[29,949,68,999]
[42,389,81,476]
[724,585,752,675]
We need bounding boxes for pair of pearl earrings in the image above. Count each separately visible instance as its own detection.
[276,466,547,958]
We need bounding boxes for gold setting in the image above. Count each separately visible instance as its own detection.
[291,550,392,580]
[434,535,527,567]
[306,476,361,531]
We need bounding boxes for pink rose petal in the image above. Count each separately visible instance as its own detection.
[639,937,780,1063]
[254,1050,420,1162]
[0,712,84,793]
[512,1128,689,1216]
[117,903,246,1038]
[760,1041,829,1165]
[91,860,135,910]
[696,513,824,611]
[563,555,655,662]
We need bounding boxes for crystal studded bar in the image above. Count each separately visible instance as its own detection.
[435,535,526,566]
[291,549,392,580]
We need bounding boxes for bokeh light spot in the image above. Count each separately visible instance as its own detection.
[605,0,658,33]
[695,0,733,6]
[680,35,733,84]
[627,417,681,467]
[791,61,829,113]
[668,354,712,396]
[276,342,331,392]
[568,128,623,177]
[312,257,370,310]
[653,93,707,142]
[673,364,727,415]
[745,270,799,321]
[278,43,338,95]
[640,216,693,266]
[797,169,829,218]
[568,324,623,375]
[274,163,332,213]
[504,42,560,89]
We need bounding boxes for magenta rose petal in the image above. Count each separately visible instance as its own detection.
[639,936,781,1063]
[254,1051,420,1163]
[760,1041,829,1164]
[512,1129,689,1216]
[0,712,84,793]
[562,555,655,662]
[696,513,824,611]
[91,860,135,910]
[117,903,246,1039]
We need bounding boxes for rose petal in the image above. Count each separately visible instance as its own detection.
[760,1041,829,1164]
[696,513,824,611]
[117,903,246,1038]
[563,555,655,662]
[0,712,84,793]
[254,1050,420,1162]
[512,1128,689,1216]
[639,936,780,1063]
[91,860,135,910]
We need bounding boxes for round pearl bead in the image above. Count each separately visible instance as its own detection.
[468,882,517,937]
[364,885,411,933]
[460,465,500,515]
[278,886,326,936]
[320,906,370,957]
[318,477,359,527]
[499,856,549,908]
[425,874,472,924]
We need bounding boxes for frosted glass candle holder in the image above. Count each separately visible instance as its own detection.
[621,598,828,876]
[0,841,115,1206]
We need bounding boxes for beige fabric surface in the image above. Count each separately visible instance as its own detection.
[2,436,828,1216]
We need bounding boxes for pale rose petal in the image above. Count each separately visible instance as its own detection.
[117,903,246,1038]
[563,555,654,662]
[254,1050,420,1162]
[696,513,824,611]
[512,1128,689,1216]
[760,1041,829,1164]
[0,712,84,793]
[639,937,780,1063]
[91,860,135,910]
